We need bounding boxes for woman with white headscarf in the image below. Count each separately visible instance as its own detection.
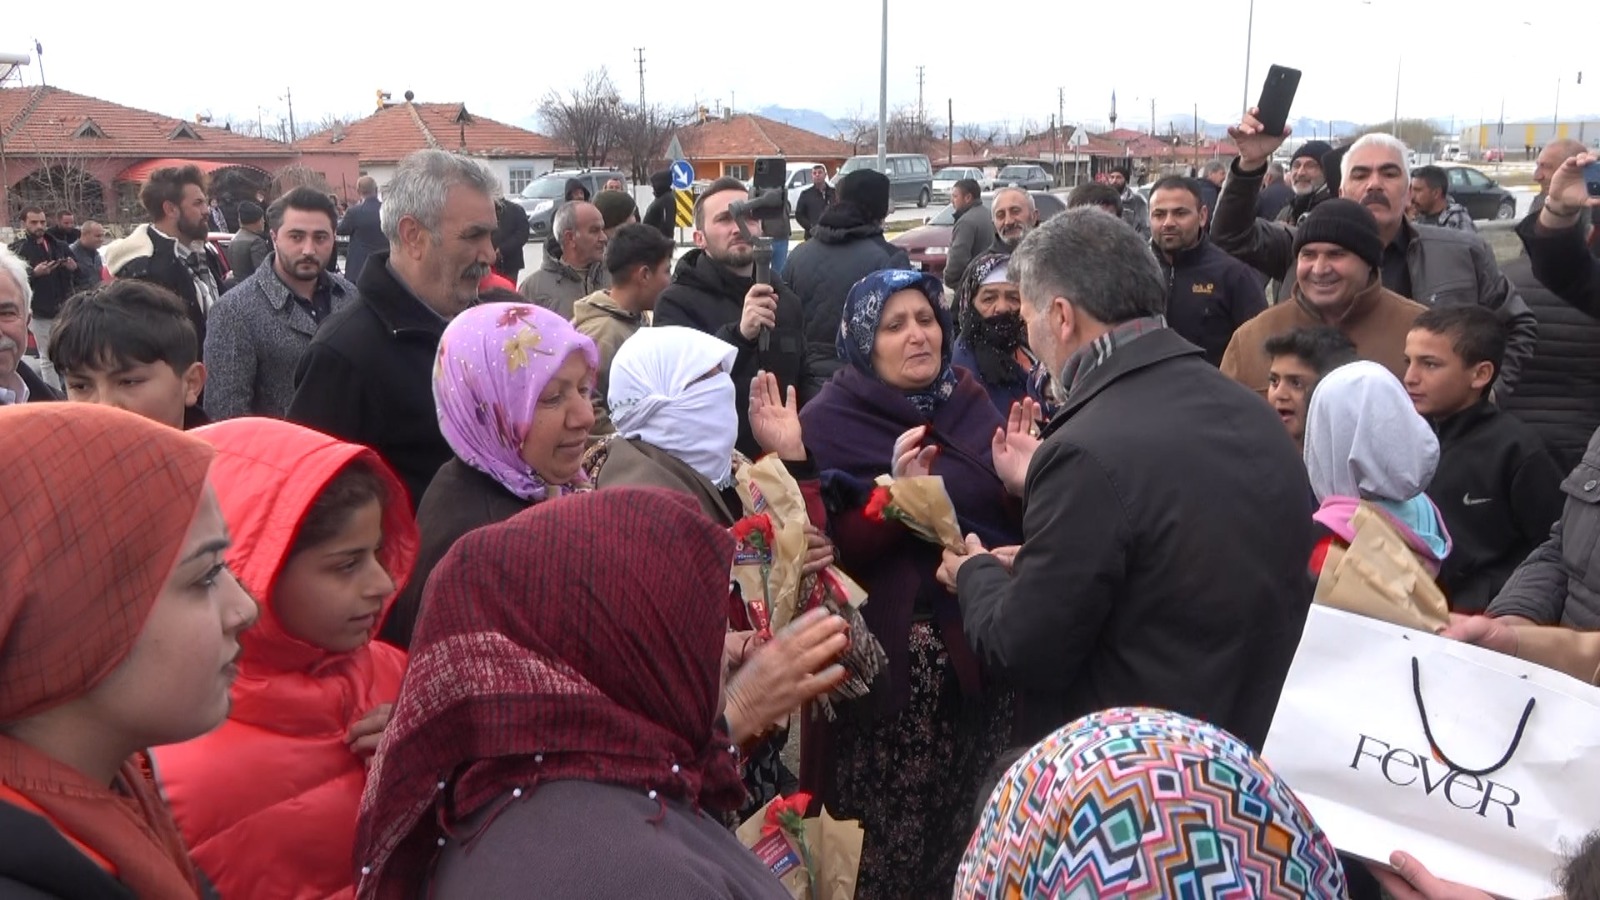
[1304,360,1452,578]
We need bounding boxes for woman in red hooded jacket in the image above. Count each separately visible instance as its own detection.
[152,417,419,900]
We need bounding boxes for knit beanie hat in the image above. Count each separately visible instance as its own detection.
[837,170,892,221]
[1291,140,1334,167]
[1293,198,1383,270]
[593,191,639,230]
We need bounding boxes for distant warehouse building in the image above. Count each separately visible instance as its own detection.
[1458,119,1600,158]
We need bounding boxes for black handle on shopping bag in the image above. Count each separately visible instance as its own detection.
[1411,656,1535,777]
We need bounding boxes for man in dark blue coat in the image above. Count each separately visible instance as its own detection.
[337,175,384,282]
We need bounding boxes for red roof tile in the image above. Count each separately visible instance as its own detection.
[673,114,850,160]
[0,86,299,159]
[295,102,565,164]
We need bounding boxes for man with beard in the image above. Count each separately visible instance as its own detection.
[104,165,224,357]
[68,220,107,292]
[937,208,1313,757]
[654,176,827,458]
[204,187,359,420]
[1409,166,1475,232]
[7,206,77,389]
[1212,114,1536,395]
[1148,177,1266,367]
[287,149,498,509]
[46,210,80,246]
[992,187,1039,251]
[1105,167,1149,238]
[951,252,1041,414]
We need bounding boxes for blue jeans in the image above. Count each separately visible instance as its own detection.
[770,239,790,279]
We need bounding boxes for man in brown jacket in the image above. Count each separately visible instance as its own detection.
[571,223,675,435]
[1222,199,1426,396]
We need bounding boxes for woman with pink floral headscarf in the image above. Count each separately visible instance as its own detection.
[379,302,599,647]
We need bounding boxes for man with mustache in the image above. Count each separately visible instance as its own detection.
[1212,112,1536,396]
[1105,167,1149,238]
[654,177,826,458]
[520,200,608,318]
[1148,176,1267,367]
[104,165,225,357]
[0,244,62,404]
[991,187,1040,252]
[1409,166,1475,232]
[288,149,499,510]
[204,188,359,420]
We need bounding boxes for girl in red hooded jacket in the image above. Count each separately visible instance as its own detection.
[152,417,419,900]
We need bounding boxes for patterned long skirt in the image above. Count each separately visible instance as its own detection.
[830,621,1013,900]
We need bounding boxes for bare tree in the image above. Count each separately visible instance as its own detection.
[308,112,360,136]
[613,104,684,184]
[1356,119,1437,153]
[7,139,113,223]
[834,109,875,155]
[955,122,1001,157]
[886,106,939,155]
[539,69,625,167]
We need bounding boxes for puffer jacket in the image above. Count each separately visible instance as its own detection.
[152,418,418,900]
[782,212,909,376]
[1499,254,1600,472]
[1489,426,1600,628]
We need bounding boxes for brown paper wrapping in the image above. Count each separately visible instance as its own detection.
[1314,501,1450,633]
[732,456,812,631]
[873,474,966,552]
[736,800,864,900]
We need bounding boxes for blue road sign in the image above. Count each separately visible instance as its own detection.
[671,160,695,191]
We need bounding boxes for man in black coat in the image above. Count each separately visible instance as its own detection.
[642,169,677,239]
[1518,150,1599,314]
[8,206,77,388]
[653,177,828,458]
[783,169,909,377]
[101,166,223,359]
[938,208,1314,752]
[1149,176,1267,367]
[288,150,500,510]
[793,164,836,240]
[337,176,385,283]
[493,196,531,285]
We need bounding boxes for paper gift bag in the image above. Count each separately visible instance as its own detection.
[736,798,864,900]
[1263,605,1600,899]
[1313,501,1449,632]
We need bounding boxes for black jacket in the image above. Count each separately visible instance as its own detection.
[0,802,132,899]
[286,250,450,510]
[1498,254,1600,472]
[794,183,836,239]
[653,249,825,458]
[1256,180,1295,222]
[642,171,676,239]
[16,363,62,403]
[493,199,530,278]
[109,226,222,357]
[1516,211,1600,315]
[1430,400,1566,613]
[956,327,1314,748]
[336,196,384,283]
[1154,237,1268,367]
[8,234,76,319]
[782,212,909,377]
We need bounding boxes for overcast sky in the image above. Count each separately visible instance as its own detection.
[12,0,1592,137]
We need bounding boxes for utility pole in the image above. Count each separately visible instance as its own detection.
[1242,0,1255,114]
[283,87,297,143]
[634,48,646,109]
[916,65,925,133]
[1150,97,1156,136]
[32,40,44,86]
[947,97,953,164]
[1390,56,1401,139]
[1193,103,1200,174]
[877,0,888,171]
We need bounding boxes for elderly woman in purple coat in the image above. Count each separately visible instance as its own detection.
[797,268,1021,900]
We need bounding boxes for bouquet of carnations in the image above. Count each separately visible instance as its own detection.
[736,792,863,900]
[865,474,965,552]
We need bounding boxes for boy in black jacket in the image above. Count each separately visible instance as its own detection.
[1404,306,1564,611]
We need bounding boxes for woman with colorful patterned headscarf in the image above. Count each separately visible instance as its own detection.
[380,301,599,647]
[952,252,1045,416]
[957,707,1348,899]
[797,268,1021,900]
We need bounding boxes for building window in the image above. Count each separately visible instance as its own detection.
[509,167,537,195]
[724,163,750,180]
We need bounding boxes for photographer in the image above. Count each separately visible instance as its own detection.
[1517,151,1600,314]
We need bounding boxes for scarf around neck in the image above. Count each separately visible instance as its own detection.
[839,268,959,417]
[433,302,599,501]
[1056,315,1168,401]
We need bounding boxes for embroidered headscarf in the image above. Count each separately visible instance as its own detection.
[0,403,214,899]
[353,487,747,899]
[837,268,958,417]
[434,302,599,501]
[608,326,740,488]
[956,707,1347,899]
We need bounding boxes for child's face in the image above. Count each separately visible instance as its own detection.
[1404,329,1490,419]
[274,499,394,653]
[63,360,205,430]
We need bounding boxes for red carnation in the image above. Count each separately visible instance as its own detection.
[864,486,893,522]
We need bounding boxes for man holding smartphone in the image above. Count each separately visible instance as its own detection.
[7,206,78,389]
[1517,150,1600,314]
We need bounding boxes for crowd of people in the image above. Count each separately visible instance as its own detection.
[1,115,1599,899]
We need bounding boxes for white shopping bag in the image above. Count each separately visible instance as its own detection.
[1263,605,1600,900]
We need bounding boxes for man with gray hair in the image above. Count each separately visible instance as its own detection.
[991,187,1039,251]
[338,174,385,281]
[519,199,607,318]
[1198,158,1228,223]
[1213,114,1537,395]
[288,149,498,508]
[0,245,62,404]
[935,208,1313,753]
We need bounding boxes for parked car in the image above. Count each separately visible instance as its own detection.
[1483,148,1505,163]
[931,166,991,201]
[837,153,935,208]
[891,190,1067,280]
[514,169,627,240]
[995,164,1053,191]
[1438,165,1518,221]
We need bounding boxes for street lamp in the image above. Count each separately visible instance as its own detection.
[1242,0,1255,114]
[877,0,888,171]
